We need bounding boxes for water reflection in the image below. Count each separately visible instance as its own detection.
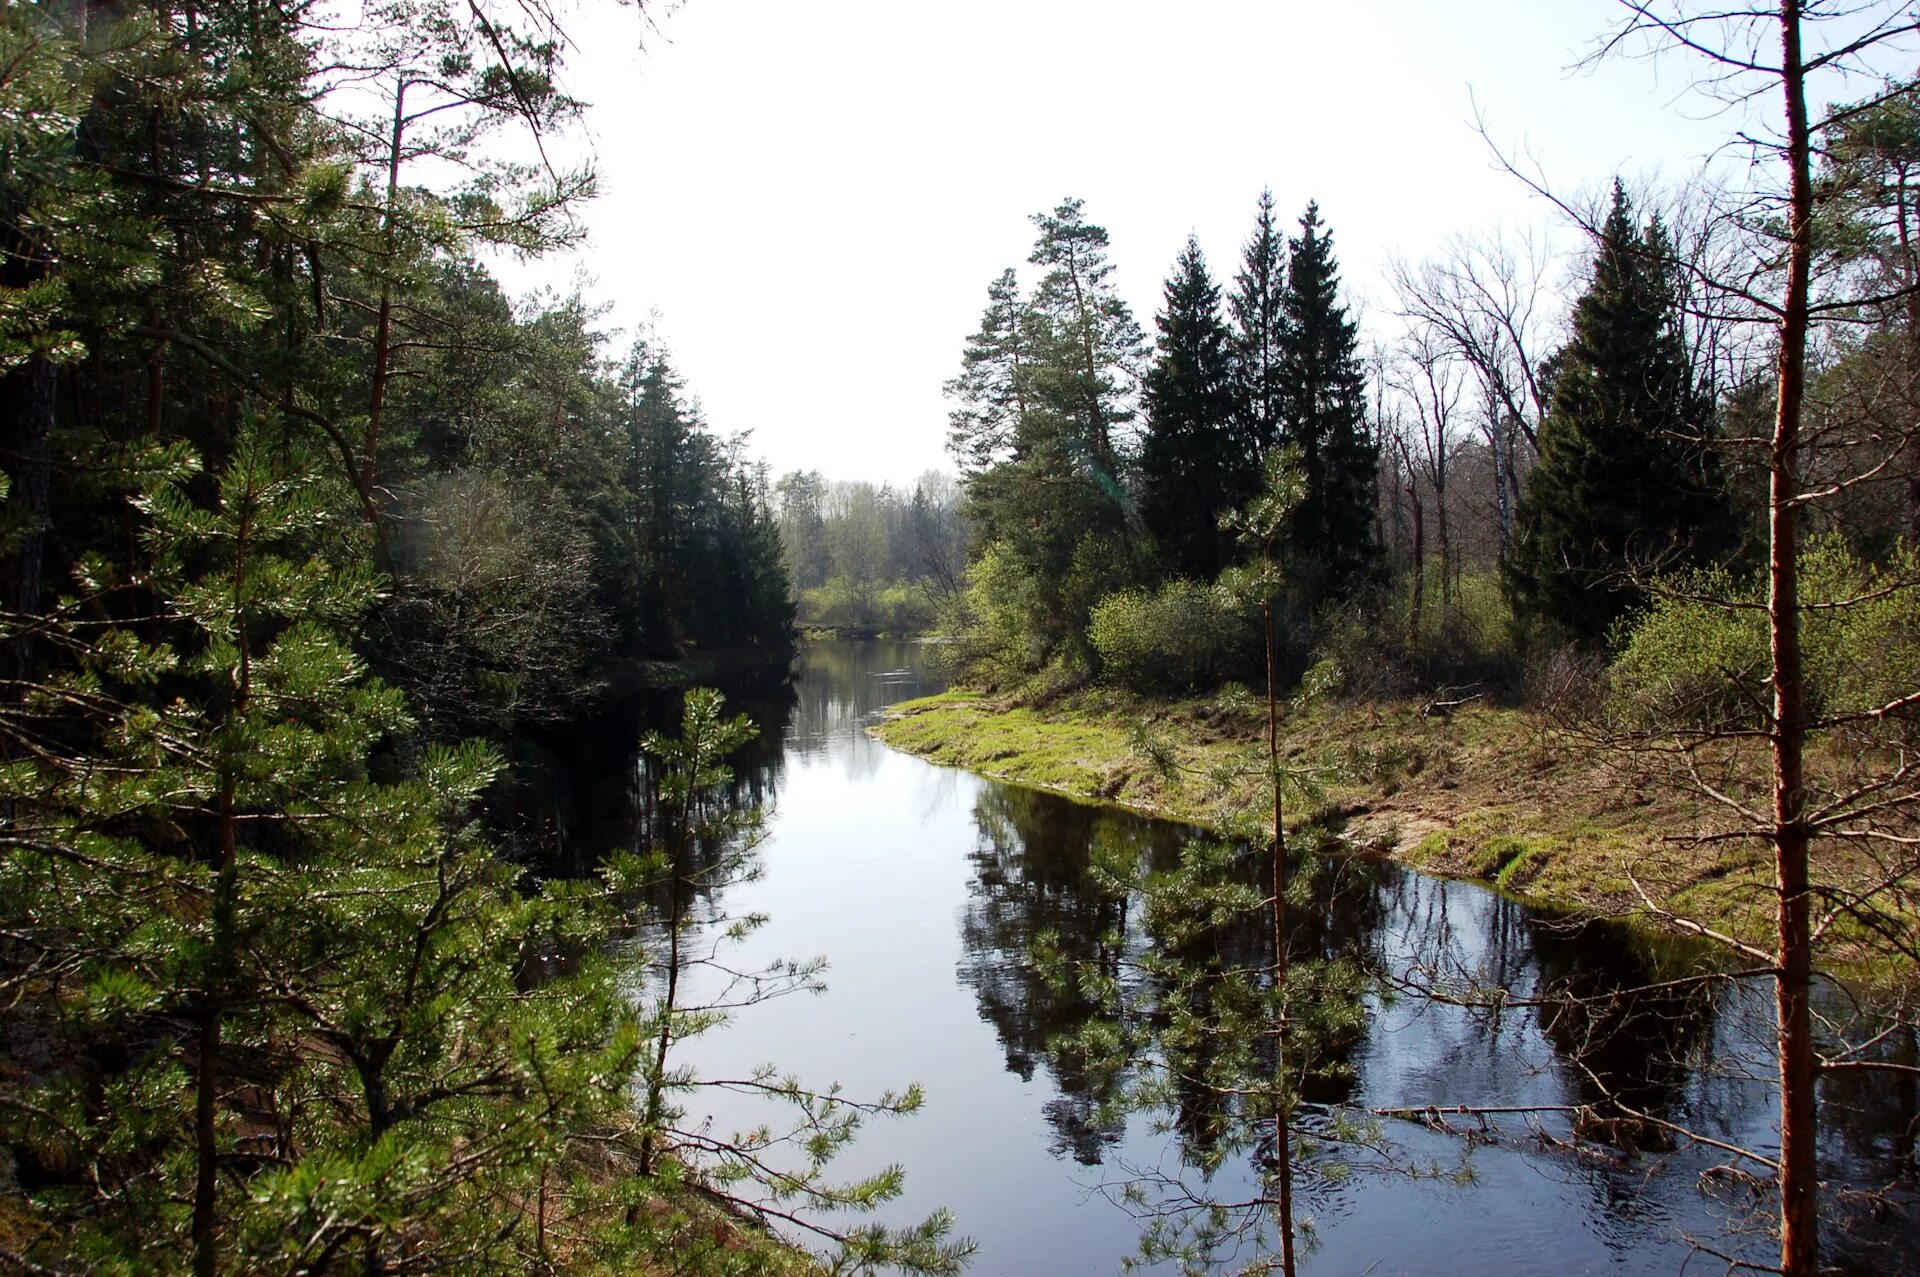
[957,786,1173,1163]
[538,639,1916,1275]
[947,743,1918,1273]
[492,662,797,879]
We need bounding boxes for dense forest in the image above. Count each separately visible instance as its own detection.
[5,1,1920,1276]
[0,3,981,1275]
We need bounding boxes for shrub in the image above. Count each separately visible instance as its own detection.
[1307,568,1523,700]
[1088,579,1255,694]
[1610,536,1920,733]
[936,541,1052,686]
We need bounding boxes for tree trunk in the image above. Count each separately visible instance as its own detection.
[1488,417,1512,555]
[1769,7,1818,1273]
[1262,596,1296,1277]
[0,356,54,685]
[1407,481,1425,639]
[362,81,406,493]
[194,784,238,1277]
[1897,166,1920,544]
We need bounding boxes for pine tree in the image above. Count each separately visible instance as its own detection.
[943,199,1151,657]
[0,426,653,1274]
[1507,182,1724,643]
[1025,197,1147,501]
[1229,189,1289,462]
[1276,203,1379,602]
[1140,236,1248,580]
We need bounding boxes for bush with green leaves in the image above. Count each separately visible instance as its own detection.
[1088,579,1254,694]
[937,540,1052,684]
[1609,536,1920,734]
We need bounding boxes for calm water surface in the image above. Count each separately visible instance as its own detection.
[554,640,1917,1276]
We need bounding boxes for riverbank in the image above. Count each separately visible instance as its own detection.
[872,685,1884,964]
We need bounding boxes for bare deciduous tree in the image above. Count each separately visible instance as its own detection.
[1390,227,1558,553]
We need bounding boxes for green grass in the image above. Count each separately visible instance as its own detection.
[872,686,1864,964]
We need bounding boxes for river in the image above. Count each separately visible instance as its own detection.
[537,639,1917,1276]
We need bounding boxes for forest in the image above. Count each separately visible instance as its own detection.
[3,1,1918,1276]
[0,2,972,1275]
[773,471,966,636]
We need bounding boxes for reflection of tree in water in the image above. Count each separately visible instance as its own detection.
[1381,872,1724,1142]
[488,667,797,887]
[957,784,1182,1164]
[1527,914,1719,1131]
[1812,1000,1919,1184]
[784,640,947,777]
[956,780,1392,1173]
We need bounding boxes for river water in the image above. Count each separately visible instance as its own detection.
[542,639,1917,1276]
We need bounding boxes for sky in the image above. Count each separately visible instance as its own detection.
[491,0,1786,486]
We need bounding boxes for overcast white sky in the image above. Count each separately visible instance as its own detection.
[494,0,1774,486]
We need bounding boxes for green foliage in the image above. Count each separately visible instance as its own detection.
[1089,580,1255,694]
[1229,188,1289,459]
[0,4,809,1272]
[945,199,1146,667]
[593,352,794,661]
[1610,536,1920,731]
[1140,237,1251,580]
[1274,203,1381,604]
[0,425,654,1273]
[939,540,1055,683]
[1507,182,1729,645]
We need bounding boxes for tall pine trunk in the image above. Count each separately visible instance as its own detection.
[1262,596,1296,1277]
[0,354,53,684]
[362,82,406,492]
[1768,6,1817,1273]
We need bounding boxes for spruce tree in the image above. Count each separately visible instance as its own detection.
[1140,236,1248,580]
[1229,189,1289,462]
[1276,203,1379,602]
[1507,182,1724,643]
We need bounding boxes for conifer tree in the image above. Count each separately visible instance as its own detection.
[945,268,1032,472]
[943,200,1149,657]
[0,427,654,1274]
[1229,189,1290,461]
[1025,198,1147,502]
[1506,182,1724,643]
[1140,237,1247,580]
[1276,203,1379,602]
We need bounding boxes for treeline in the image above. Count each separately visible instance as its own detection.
[942,173,1919,699]
[774,470,967,634]
[379,313,792,733]
[944,193,1381,692]
[0,4,883,1276]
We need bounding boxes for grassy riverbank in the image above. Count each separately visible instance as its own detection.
[873,686,1793,953]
